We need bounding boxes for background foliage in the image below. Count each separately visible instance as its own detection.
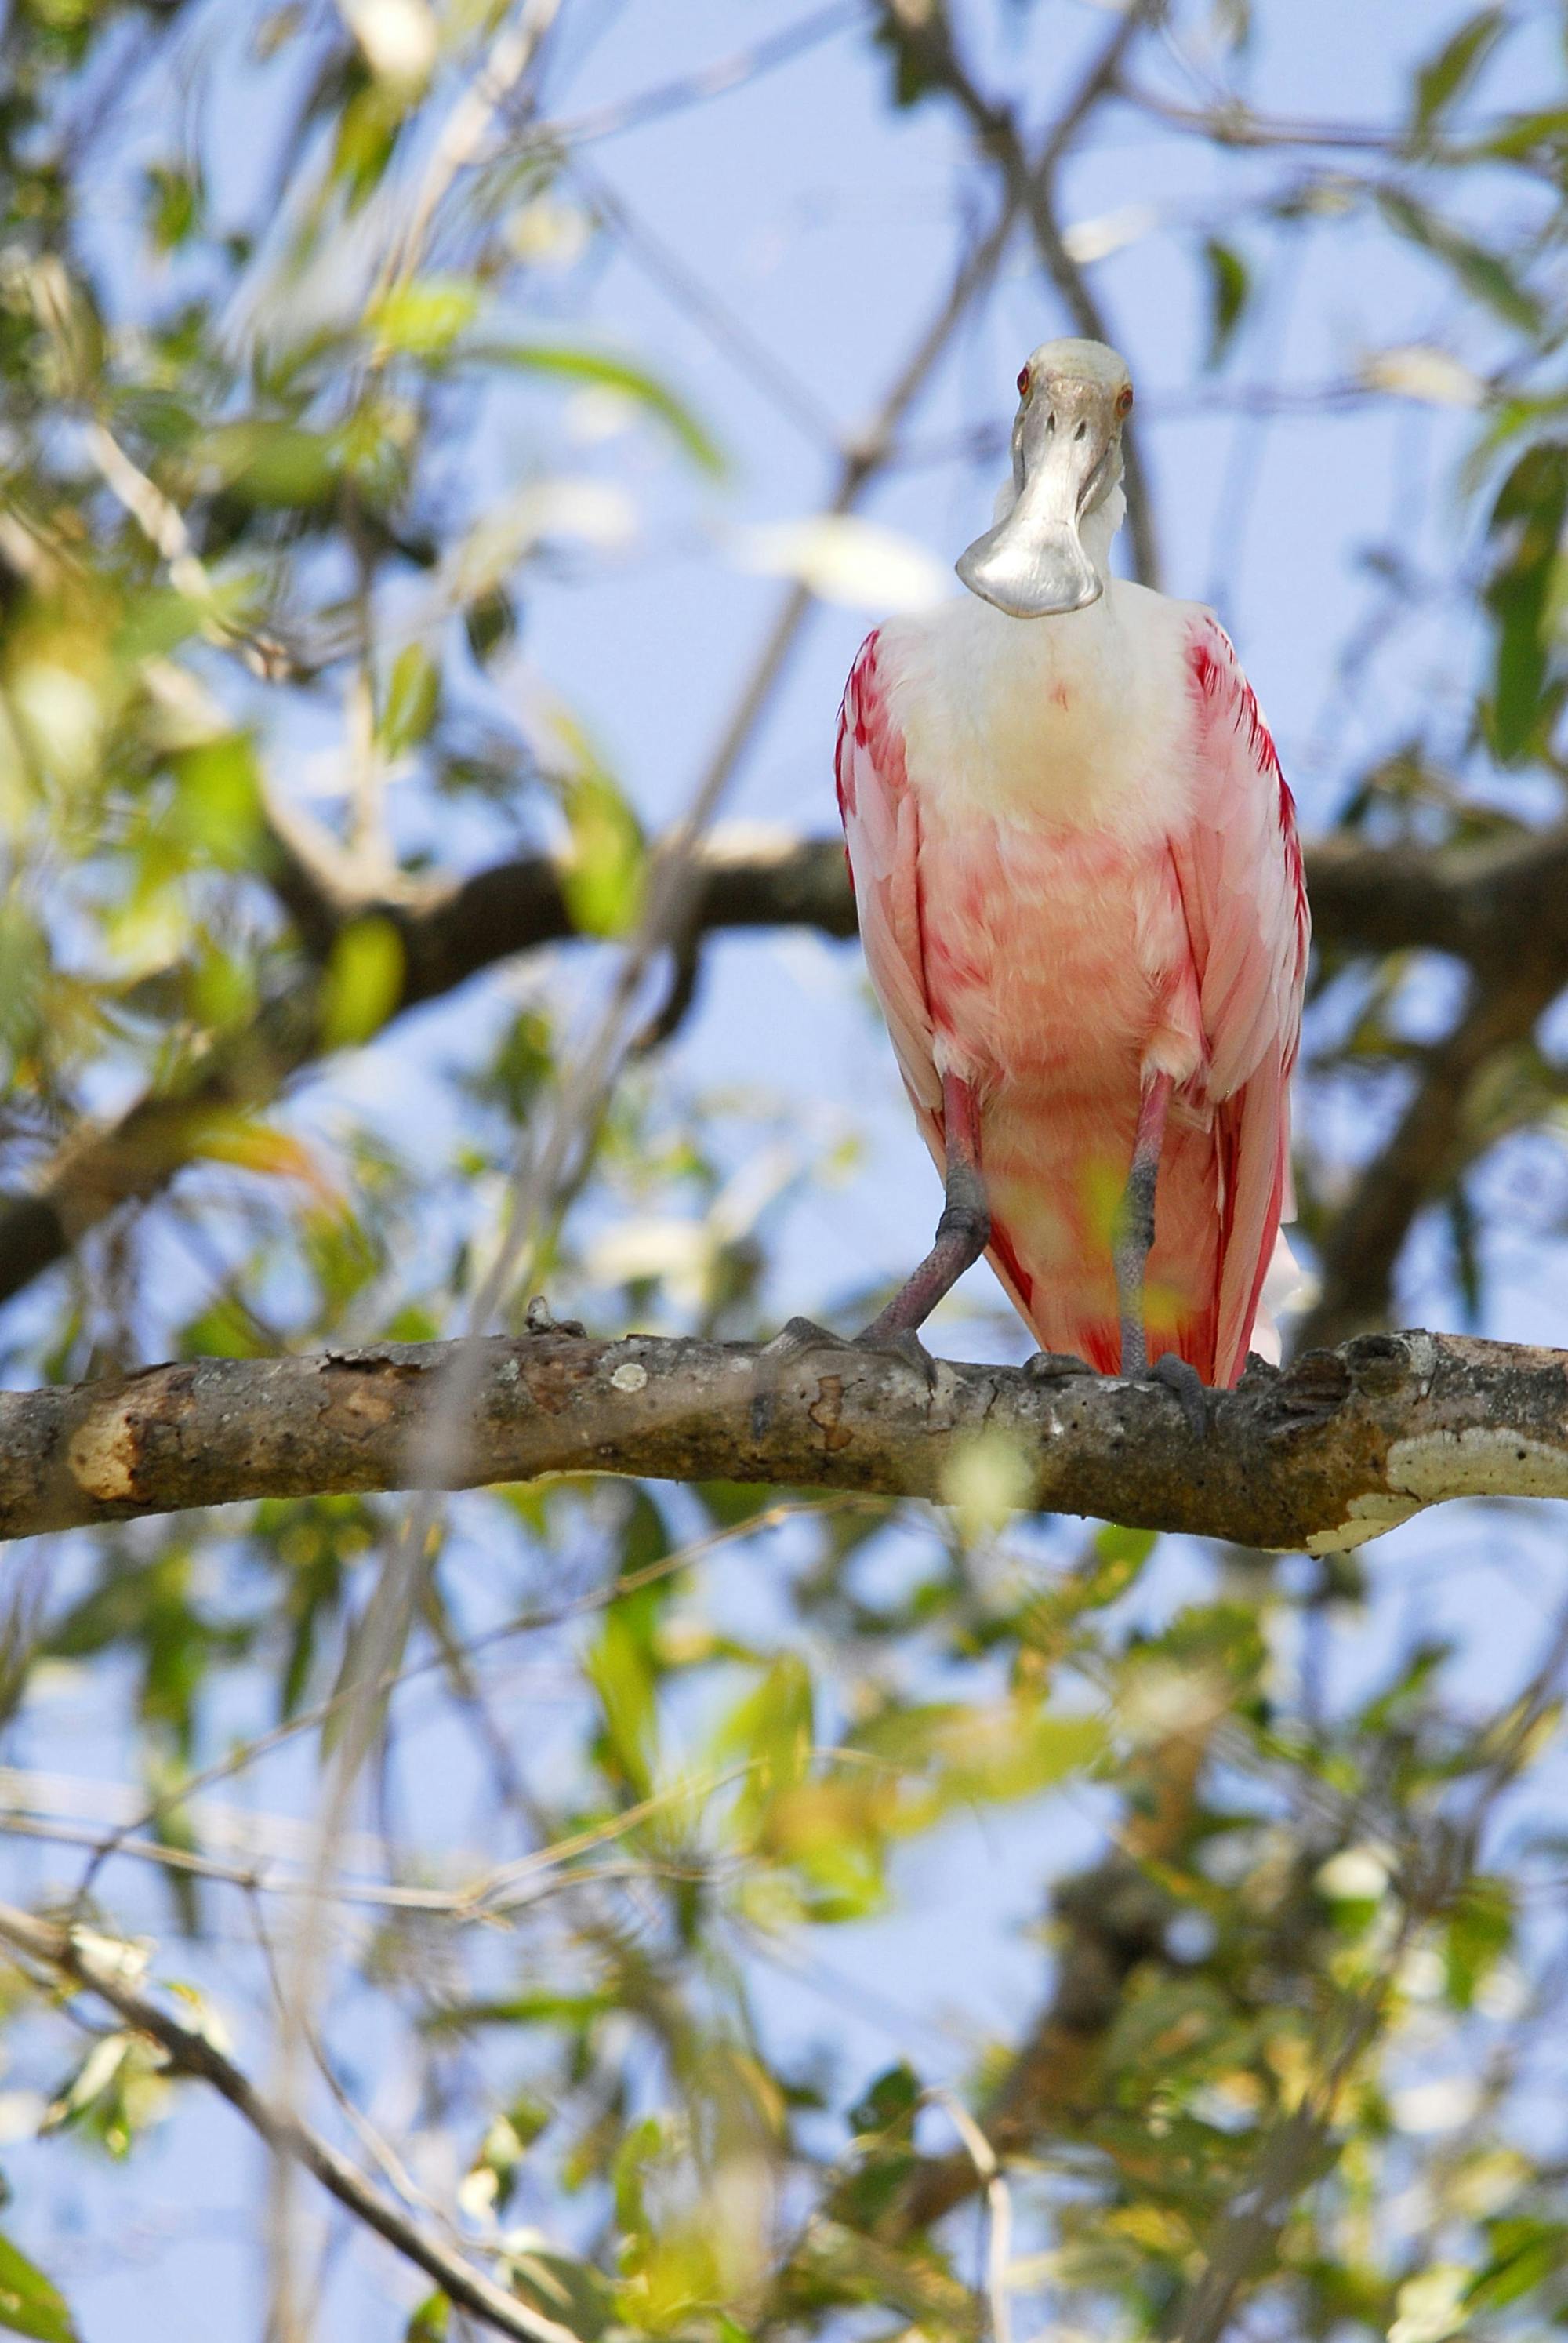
[5,2,1568,2338]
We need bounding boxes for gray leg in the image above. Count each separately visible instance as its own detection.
[1112,1073,1209,1436]
[1114,1074,1171,1375]
[858,1073,989,1347]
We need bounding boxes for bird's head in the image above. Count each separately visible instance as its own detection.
[956,338,1133,619]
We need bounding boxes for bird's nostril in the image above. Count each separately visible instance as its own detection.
[1075,420,1087,441]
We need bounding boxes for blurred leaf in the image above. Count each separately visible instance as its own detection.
[509,2250,613,2342]
[1466,2218,1568,2312]
[1444,1873,1513,2008]
[871,15,942,107]
[474,342,724,474]
[1484,439,1568,762]
[196,421,339,507]
[0,2235,78,2342]
[586,1603,660,1797]
[463,584,516,667]
[318,915,405,1050]
[562,768,644,939]
[1413,8,1508,130]
[143,162,203,252]
[1200,238,1250,368]
[377,642,440,758]
[369,275,481,358]
[169,735,263,868]
[1377,190,1542,334]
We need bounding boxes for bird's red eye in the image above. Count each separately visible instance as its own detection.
[1116,383,1134,417]
[1016,366,1031,397]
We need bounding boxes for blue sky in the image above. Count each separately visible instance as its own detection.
[13,3,1568,2334]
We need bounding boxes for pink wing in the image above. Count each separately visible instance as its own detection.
[835,630,941,1133]
[836,630,1051,1335]
[1173,615,1310,1383]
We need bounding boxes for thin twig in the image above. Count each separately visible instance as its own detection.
[0,1898,582,2343]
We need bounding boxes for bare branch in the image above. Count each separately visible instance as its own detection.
[6,816,1568,1324]
[5,1324,1568,1551]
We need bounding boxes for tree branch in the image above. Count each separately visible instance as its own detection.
[0,1899,580,2343]
[5,817,1568,1324]
[873,0,1163,586]
[6,1324,1568,1550]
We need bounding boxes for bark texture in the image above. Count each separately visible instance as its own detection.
[5,1325,1568,1549]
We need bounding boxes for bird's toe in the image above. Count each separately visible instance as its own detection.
[762,1315,852,1360]
[851,1324,941,1389]
[1143,1353,1211,1440]
[1024,1349,1096,1383]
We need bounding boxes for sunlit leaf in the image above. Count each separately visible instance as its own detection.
[561,768,644,939]
[318,914,406,1050]
[369,276,481,359]
[0,2234,78,2343]
[170,735,263,868]
[377,642,440,758]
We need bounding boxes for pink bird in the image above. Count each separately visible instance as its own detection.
[823,338,1308,1400]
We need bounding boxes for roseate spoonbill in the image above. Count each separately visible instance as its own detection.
[797,338,1308,1401]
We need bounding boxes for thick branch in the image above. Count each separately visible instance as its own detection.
[5,1325,1568,1550]
[0,831,855,1309]
[5,817,1568,1320]
[1301,965,1563,1350]
[0,1899,578,2343]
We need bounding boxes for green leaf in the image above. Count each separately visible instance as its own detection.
[871,16,942,107]
[1444,1873,1513,2008]
[1414,7,1508,131]
[0,2234,78,2342]
[1377,190,1542,335]
[473,342,724,475]
[369,275,481,359]
[463,585,516,667]
[1484,440,1568,762]
[405,2293,448,2341]
[507,2250,612,2342]
[169,735,263,869]
[377,642,440,759]
[1466,2218,1568,2313]
[561,768,644,939]
[848,2060,921,2140]
[197,420,339,507]
[318,915,406,1051]
[1200,238,1250,368]
[144,161,203,252]
[586,1605,659,1796]
[718,1655,815,1807]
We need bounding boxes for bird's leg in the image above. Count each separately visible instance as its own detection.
[1113,1073,1209,1436]
[1114,1070,1174,1378]
[764,1074,989,1393]
[854,1073,989,1370]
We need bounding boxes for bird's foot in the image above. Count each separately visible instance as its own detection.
[1137,1353,1211,1440]
[761,1315,848,1360]
[1023,1349,1097,1384]
[760,1315,940,1389]
[524,1295,586,1338]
